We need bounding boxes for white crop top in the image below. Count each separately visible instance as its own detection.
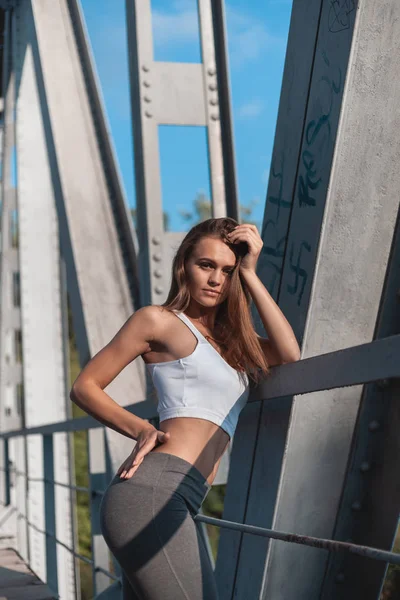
[146,311,250,439]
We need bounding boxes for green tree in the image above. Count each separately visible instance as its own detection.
[179,192,261,229]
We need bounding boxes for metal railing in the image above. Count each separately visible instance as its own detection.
[0,333,399,598]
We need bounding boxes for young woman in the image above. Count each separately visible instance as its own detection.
[70,217,300,600]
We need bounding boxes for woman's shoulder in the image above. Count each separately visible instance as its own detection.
[132,304,176,333]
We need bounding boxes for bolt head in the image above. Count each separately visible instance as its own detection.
[154,269,162,278]
[142,65,149,72]
[154,286,163,294]
[335,573,345,583]
[368,420,380,432]
[145,111,152,118]
[152,253,162,262]
[351,500,362,511]
[208,84,217,91]
[143,81,151,88]
[208,67,216,76]
[360,461,370,473]
[151,236,161,245]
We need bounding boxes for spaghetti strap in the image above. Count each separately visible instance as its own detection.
[173,311,205,343]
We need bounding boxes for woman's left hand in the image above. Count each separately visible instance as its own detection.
[227,224,263,273]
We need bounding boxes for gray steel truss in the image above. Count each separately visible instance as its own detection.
[0,0,400,599]
[125,0,238,487]
[125,0,238,310]
[0,1,25,562]
[217,1,400,599]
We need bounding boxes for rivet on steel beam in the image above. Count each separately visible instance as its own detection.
[210,99,218,106]
[360,461,370,473]
[154,286,163,295]
[142,65,150,72]
[144,96,151,103]
[143,81,151,88]
[351,500,362,511]
[154,269,162,278]
[211,114,219,121]
[208,67,216,76]
[208,83,217,91]
[368,420,380,432]
[335,573,345,584]
[145,111,152,118]
[152,253,162,262]
[151,236,161,245]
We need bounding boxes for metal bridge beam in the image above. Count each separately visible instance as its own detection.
[125,0,238,310]
[217,1,400,599]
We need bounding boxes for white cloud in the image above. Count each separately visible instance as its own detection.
[151,1,284,68]
[226,7,280,68]
[152,0,199,47]
[238,99,264,118]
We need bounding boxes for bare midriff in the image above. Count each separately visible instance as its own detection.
[149,417,231,485]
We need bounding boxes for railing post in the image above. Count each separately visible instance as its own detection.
[2,438,11,507]
[89,427,110,595]
[43,434,58,596]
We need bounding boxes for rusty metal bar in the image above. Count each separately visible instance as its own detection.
[195,514,400,566]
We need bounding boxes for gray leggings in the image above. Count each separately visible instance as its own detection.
[99,451,219,599]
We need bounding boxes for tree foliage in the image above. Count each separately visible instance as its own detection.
[178,192,260,229]
[130,192,261,231]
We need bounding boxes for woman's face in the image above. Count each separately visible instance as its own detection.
[185,236,237,307]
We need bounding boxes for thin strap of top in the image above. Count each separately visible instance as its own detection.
[174,311,206,343]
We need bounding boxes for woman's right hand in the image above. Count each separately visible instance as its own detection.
[117,425,170,479]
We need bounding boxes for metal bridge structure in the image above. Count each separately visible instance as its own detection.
[0,0,399,598]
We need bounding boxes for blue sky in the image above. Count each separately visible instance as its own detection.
[80,0,293,231]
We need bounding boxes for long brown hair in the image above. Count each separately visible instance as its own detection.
[162,218,270,383]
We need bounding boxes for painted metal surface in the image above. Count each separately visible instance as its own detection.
[0,329,399,597]
[125,0,235,309]
[125,0,238,486]
[321,211,400,595]
[25,0,145,469]
[0,3,28,577]
[13,0,76,594]
[262,1,400,598]
[16,0,149,595]
[0,1,399,599]
[0,7,21,451]
[66,0,141,310]
[196,513,400,566]
[217,0,400,598]
[215,1,325,595]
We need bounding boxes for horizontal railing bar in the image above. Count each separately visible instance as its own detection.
[8,500,400,567]
[0,398,157,438]
[94,565,121,583]
[194,515,400,565]
[0,467,108,497]
[250,333,400,402]
[0,334,398,440]
[0,467,92,493]
[15,510,95,566]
